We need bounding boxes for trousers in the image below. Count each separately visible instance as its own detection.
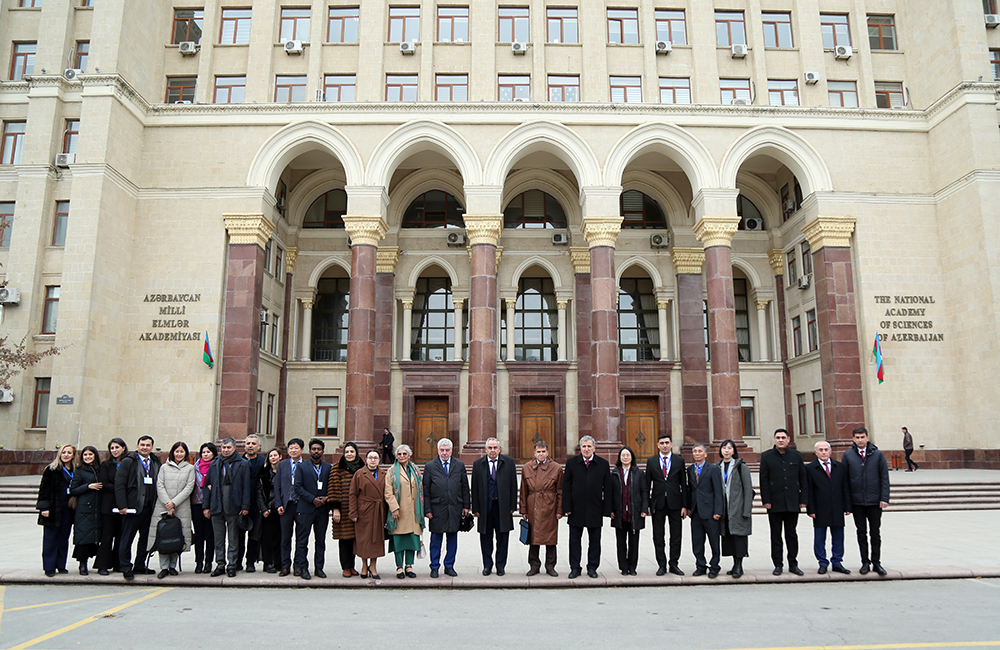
[813,526,845,567]
[294,507,328,571]
[278,500,297,569]
[479,501,509,570]
[212,513,241,570]
[119,505,154,572]
[650,507,683,569]
[528,544,557,570]
[767,510,800,567]
[429,531,458,570]
[852,505,883,564]
[690,516,720,571]
[568,525,601,571]
[41,506,74,573]
[615,526,640,572]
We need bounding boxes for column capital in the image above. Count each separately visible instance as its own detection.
[401,299,413,310]
[223,213,275,248]
[301,297,314,310]
[463,214,502,246]
[581,216,624,248]
[755,299,769,311]
[453,298,464,309]
[801,215,857,251]
[285,246,298,274]
[342,214,388,247]
[376,246,401,274]
[657,299,671,310]
[768,249,785,276]
[569,247,591,274]
[693,215,741,248]
[671,247,705,275]
[557,299,569,310]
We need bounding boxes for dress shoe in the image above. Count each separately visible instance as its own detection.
[350,568,360,576]
[496,568,505,576]
[45,570,56,577]
[859,563,871,575]
[444,568,457,577]
[789,565,805,576]
[669,566,684,576]
[227,568,237,578]
[210,567,225,577]
[314,569,327,578]
[245,564,256,573]
[370,573,381,580]
[772,566,783,576]
[873,563,887,576]
[79,566,89,576]
[656,567,667,576]
[692,568,707,576]
[545,567,559,577]
[343,569,353,578]
[708,569,719,579]
[568,568,582,579]
[194,565,203,574]
[483,568,492,576]
[265,565,277,574]
[293,567,302,577]
[526,567,540,576]
[832,565,851,574]
[202,564,212,575]
[279,567,290,577]
[300,568,311,580]
[398,568,407,579]
[628,569,637,576]
[731,566,743,579]
[157,570,169,579]
[429,568,439,578]
[98,569,110,576]
[57,568,69,574]
[726,569,733,575]
[818,565,828,574]
[587,568,599,578]
[169,568,178,576]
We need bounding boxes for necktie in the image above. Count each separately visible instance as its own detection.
[662,456,668,478]
[696,463,702,482]
[860,450,866,461]
[490,460,496,480]
[824,462,831,478]
[585,458,590,468]
[444,460,449,475]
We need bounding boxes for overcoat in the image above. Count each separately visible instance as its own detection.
[610,466,649,531]
[349,466,387,558]
[36,466,70,526]
[518,459,563,545]
[147,460,196,552]
[422,456,470,534]
[470,454,517,534]
[70,464,102,545]
[203,455,252,516]
[805,458,852,528]
[384,463,423,536]
[759,446,808,512]
[97,459,120,514]
[562,454,612,528]
[841,443,890,507]
[718,458,753,536]
[115,451,162,514]
[328,456,359,539]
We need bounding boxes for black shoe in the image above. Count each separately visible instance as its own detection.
[708,569,719,579]
[157,570,169,579]
[398,568,407,579]
[264,565,278,574]
[859,563,871,575]
[873,563,887,576]
[245,564,256,573]
[587,569,599,578]
[656,566,667,576]
[79,564,89,576]
[406,566,418,578]
[568,568,582,579]
[669,566,685,576]
[429,569,439,578]
[818,565,828,574]
[293,567,302,577]
[194,564,203,574]
[789,565,805,576]
[731,566,744,579]
[123,570,134,580]
[621,569,629,576]
[832,565,851,574]
[98,569,110,576]
[726,568,734,575]
[370,573,380,580]
[300,568,311,580]
[772,566,783,576]
[497,568,505,576]
[169,568,178,576]
[140,567,156,575]
[227,568,237,578]
[314,569,327,579]
[45,570,56,577]
[444,568,457,577]
[629,569,637,576]
[483,568,492,576]
[211,567,225,577]
[203,564,212,575]
[692,568,707,576]
[56,568,69,574]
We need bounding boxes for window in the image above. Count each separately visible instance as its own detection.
[280,7,311,42]
[304,189,347,228]
[438,6,469,42]
[62,120,80,155]
[328,7,359,43]
[264,239,273,274]
[402,191,465,228]
[659,77,691,104]
[53,201,69,246]
[275,247,284,278]
[736,195,763,230]
[275,75,307,102]
[323,74,356,101]
[386,74,418,101]
[787,249,797,283]
[610,76,641,102]
[19,0,42,6]
[620,190,666,229]
[214,76,246,103]
[10,43,36,81]
[812,390,824,434]
[797,393,807,435]
[266,394,275,437]
[655,10,686,45]
[768,79,799,106]
[388,6,419,42]
[165,76,196,103]
[74,42,89,71]
[513,278,557,361]
[715,11,745,46]
[435,74,468,101]
[875,81,904,108]
[256,390,263,434]
[316,397,339,436]
[271,315,280,354]
[42,286,60,334]
[762,12,792,48]
[547,8,578,43]
[820,14,850,49]
[607,8,639,44]
[868,15,896,50]
[503,190,566,229]
[498,75,530,101]
[33,378,51,428]
[741,396,755,437]
[992,49,1000,81]
[81,0,93,6]
[720,79,751,104]
[792,315,802,357]
[800,241,812,275]
[172,9,204,44]
[548,75,579,102]
[734,278,751,361]
[1,122,26,165]
[828,80,859,107]
[0,202,13,248]
[411,277,462,361]
[806,309,818,352]
[618,277,659,361]
[703,299,710,361]
[987,0,1000,13]
[260,312,268,350]
[313,278,349,361]
[220,8,252,44]
[499,7,529,42]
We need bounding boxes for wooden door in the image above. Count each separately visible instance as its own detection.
[520,397,555,461]
[624,397,658,463]
[414,398,449,463]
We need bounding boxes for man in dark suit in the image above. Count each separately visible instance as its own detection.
[292,438,332,580]
[115,435,161,579]
[423,438,470,578]
[760,428,808,576]
[203,437,252,578]
[842,427,890,576]
[563,435,612,579]
[806,440,852,575]
[645,433,687,576]
[686,443,724,578]
[471,437,517,576]
[273,438,304,576]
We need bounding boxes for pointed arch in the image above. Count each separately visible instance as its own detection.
[616,257,664,288]
[720,126,833,196]
[307,256,353,289]
[484,121,601,188]
[604,123,719,194]
[247,120,364,193]
[407,255,461,288]
[366,120,481,188]
[508,256,563,291]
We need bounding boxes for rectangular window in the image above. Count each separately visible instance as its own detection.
[81,0,93,6]
[328,7,359,43]
[173,9,204,44]
[806,308,818,352]
[655,9,686,45]
[386,74,418,101]
[438,6,469,42]
[812,390,824,434]
[800,241,812,276]
[19,0,42,6]
[74,42,89,71]
[275,75,307,102]
[316,396,339,436]
[741,396,755,438]
[264,238,272,273]
[220,8,252,44]
[548,75,579,102]
[259,314,268,350]
[498,75,530,101]
[797,393,808,436]
[768,79,799,106]
[53,201,69,246]
[820,14,850,49]
[715,11,746,46]
[987,0,1000,13]
[33,378,51,428]
[610,75,641,103]
[547,8,578,43]
[271,315,280,354]
[734,278,751,362]
[875,81,904,108]
[274,246,284,278]
[787,249,797,282]
[214,76,246,103]
[828,80,859,107]
[324,74,356,101]
[255,390,263,434]
[499,7,529,43]
[1,122,26,165]
[659,77,690,104]
[165,76,196,103]
[280,7,311,42]
[0,202,13,248]
[868,15,896,50]
[42,286,60,334]
[10,43,36,81]
[63,120,80,155]
[436,74,468,101]
[792,315,802,357]
[992,49,1000,81]
[608,8,639,44]
[720,78,750,104]
[762,12,792,48]
[388,6,420,42]
[266,394,275,437]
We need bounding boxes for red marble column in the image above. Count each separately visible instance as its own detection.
[275,247,297,446]
[770,250,795,439]
[571,248,593,451]
[590,245,621,457]
[373,247,399,447]
[344,242,377,445]
[672,248,709,448]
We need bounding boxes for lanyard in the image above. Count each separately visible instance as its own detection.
[723,462,730,485]
[140,457,150,476]
[373,469,378,481]
[312,462,322,478]
[63,467,74,482]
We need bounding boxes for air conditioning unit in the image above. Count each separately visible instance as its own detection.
[276,195,286,210]
[260,309,269,324]
[64,68,83,81]
[551,233,569,245]
[174,100,192,104]
[835,44,853,59]
[783,199,797,215]
[284,40,304,54]
[511,41,527,54]
[0,388,13,403]
[512,97,527,102]
[798,274,811,290]
[346,235,352,248]
[743,217,762,231]
[55,153,75,168]
[654,40,672,54]
[0,287,21,304]
[400,41,417,54]
[731,43,748,58]
[446,232,466,246]
[732,98,750,106]
[986,14,1000,26]
[804,71,820,85]
[650,233,670,248]
[178,41,198,55]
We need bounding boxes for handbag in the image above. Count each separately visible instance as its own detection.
[459,511,475,532]
[519,519,531,545]
[417,538,427,559]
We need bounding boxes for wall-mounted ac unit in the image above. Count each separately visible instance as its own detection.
[835,44,853,59]
[446,232,467,246]
[732,98,750,106]
[654,40,672,54]
[551,233,569,245]
[650,233,669,248]
[731,43,748,58]
[64,68,83,81]
[179,41,198,55]
[784,199,797,215]
[743,217,763,231]
[511,41,528,54]
[284,40,304,54]
[55,153,75,168]
[804,71,820,84]
[400,41,417,54]
[0,388,13,403]
[260,309,269,324]
[798,274,811,290]
[0,287,21,304]
[987,14,1000,26]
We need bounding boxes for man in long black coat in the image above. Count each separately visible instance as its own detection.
[471,437,517,576]
[423,438,470,577]
[563,435,612,579]
[759,428,808,576]
[805,440,852,575]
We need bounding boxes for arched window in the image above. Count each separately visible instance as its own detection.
[618,277,659,361]
[401,190,465,228]
[503,189,567,229]
[509,277,557,361]
[312,277,350,361]
[620,190,667,229]
[736,195,764,230]
[303,189,347,228]
[411,277,467,361]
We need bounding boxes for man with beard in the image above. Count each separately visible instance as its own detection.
[203,438,251,577]
[293,438,332,580]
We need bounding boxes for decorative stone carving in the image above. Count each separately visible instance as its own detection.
[223,213,275,248]
[301,297,314,310]
[401,299,413,311]
[693,215,741,248]
[657,299,670,310]
[557,299,569,310]
[768,249,785,276]
[670,247,705,275]
[756,299,769,311]
[581,216,624,248]
[342,215,388,247]
[453,298,464,309]
[569,247,591,274]
[463,214,502,246]
[376,246,401,274]
[802,216,857,251]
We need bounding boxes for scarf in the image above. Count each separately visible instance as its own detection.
[220,452,240,486]
[386,460,423,533]
[197,458,212,487]
[338,455,364,475]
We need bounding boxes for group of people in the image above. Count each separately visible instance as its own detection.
[36,426,890,581]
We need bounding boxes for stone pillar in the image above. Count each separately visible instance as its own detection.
[453,298,464,361]
[801,216,864,451]
[571,247,593,449]
[583,216,624,458]
[401,299,413,361]
[672,247,709,448]
[374,247,399,441]
[342,215,389,449]
[505,298,516,362]
[219,214,275,440]
[276,246,298,445]
[462,214,502,461]
[557,299,568,361]
[755,299,770,362]
[770,250,795,437]
[657,299,670,360]
[300,298,314,361]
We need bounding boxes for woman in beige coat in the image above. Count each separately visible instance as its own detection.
[350,449,387,579]
[384,444,423,579]
[148,442,196,579]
